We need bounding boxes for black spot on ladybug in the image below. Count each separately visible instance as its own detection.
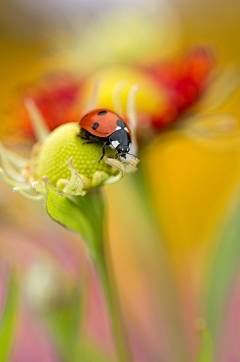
[98,110,107,116]
[92,122,99,130]
[116,119,126,129]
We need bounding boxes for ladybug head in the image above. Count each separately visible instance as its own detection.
[109,128,131,158]
[117,145,130,154]
[115,144,131,160]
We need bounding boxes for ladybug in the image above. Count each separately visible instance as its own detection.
[79,109,132,162]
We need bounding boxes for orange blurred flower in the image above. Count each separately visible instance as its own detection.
[15,74,83,140]
[11,47,214,148]
[143,47,214,130]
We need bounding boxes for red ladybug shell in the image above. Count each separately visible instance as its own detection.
[79,109,131,138]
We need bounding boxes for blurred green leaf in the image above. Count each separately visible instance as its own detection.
[45,286,82,361]
[0,273,18,362]
[44,282,113,362]
[45,180,105,255]
[44,181,115,362]
[75,341,113,362]
[206,199,240,337]
[195,323,213,362]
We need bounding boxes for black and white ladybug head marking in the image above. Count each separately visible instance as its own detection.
[115,119,129,133]
[109,127,131,156]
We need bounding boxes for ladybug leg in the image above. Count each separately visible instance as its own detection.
[78,133,88,139]
[83,141,96,145]
[98,141,110,163]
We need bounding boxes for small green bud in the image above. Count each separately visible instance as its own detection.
[0,96,139,200]
[35,123,118,191]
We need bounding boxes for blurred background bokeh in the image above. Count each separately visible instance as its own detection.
[1,0,240,361]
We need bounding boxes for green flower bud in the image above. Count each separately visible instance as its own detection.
[35,123,117,189]
[0,89,139,200]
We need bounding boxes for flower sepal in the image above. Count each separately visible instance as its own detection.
[58,157,89,196]
[0,84,140,254]
[43,175,104,254]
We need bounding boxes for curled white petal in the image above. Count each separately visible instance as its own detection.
[13,187,45,200]
[62,157,89,196]
[124,156,140,173]
[103,156,126,184]
[92,171,109,187]
[0,168,31,190]
[0,144,26,182]
[32,181,47,195]
[0,141,28,169]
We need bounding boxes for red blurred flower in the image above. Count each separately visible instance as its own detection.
[15,74,83,140]
[146,47,214,129]
[12,47,214,146]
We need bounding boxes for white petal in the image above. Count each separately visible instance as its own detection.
[0,141,28,169]
[126,84,140,155]
[13,187,44,200]
[112,80,128,117]
[0,168,31,190]
[24,98,50,142]
[83,79,103,113]
[62,157,89,196]
[0,144,26,182]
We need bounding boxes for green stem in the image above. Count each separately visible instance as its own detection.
[72,191,134,361]
[93,242,134,362]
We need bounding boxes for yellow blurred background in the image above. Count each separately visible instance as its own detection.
[1,0,240,362]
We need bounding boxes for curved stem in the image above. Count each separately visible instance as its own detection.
[93,242,134,362]
[73,190,134,361]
